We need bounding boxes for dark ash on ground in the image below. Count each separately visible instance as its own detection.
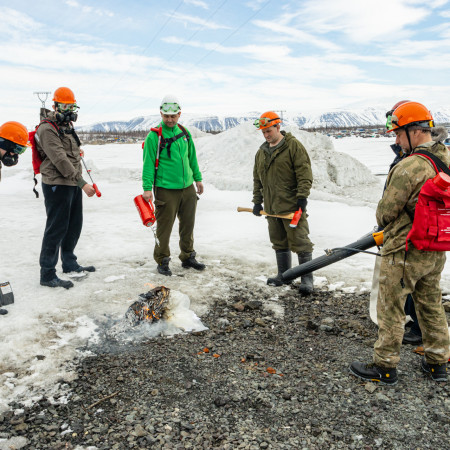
[1,287,449,449]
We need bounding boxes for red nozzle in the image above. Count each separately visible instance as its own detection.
[93,183,102,197]
[289,208,302,228]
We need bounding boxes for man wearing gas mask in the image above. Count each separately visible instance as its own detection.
[36,87,96,289]
[0,121,29,181]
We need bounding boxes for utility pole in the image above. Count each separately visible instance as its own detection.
[33,91,52,108]
[275,110,286,122]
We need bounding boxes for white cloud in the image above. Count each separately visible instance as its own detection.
[170,12,230,30]
[64,0,114,17]
[0,7,42,33]
[252,20,341,52]
[295,0,430,43]
[183,0,209,9]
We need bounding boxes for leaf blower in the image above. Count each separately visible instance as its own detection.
[281,229,384,283]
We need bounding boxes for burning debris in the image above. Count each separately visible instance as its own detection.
[125,286,170,326]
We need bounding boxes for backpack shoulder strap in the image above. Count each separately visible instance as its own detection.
[177,123,190,141]
[159,124,190,158]
[413,150,450,176]
[38,119,64,139]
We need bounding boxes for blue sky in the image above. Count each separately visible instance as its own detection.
[1,0,449,127]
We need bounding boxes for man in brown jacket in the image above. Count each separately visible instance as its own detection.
[37,87,96,289]
[252,111,314,294]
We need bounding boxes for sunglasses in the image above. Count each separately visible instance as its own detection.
[160,103,180,113]
[0,137,28,155]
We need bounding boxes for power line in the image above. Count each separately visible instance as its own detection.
[130,0,271,112]
[85,0,185,115]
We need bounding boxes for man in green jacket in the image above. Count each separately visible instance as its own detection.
[350,101,449,384]
[142,95,205,276]
[252,111,314,294]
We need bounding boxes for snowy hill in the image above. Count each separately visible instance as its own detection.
[77,107,450,133]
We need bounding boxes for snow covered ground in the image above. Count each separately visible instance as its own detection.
[1,126,449,413]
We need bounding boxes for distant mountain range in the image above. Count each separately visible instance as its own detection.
[77,107,450,133]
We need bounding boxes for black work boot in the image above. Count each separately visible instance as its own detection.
[297,252,314,295]
[421,356,447,382]
[63,265,96,273]
[267,249,291,286]
[402,330,423,345]
[157,257,172,276]
[182,252,206,271]
[349,361,398,385]
[40,277,74,289]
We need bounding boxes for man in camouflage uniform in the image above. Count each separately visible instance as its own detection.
[351,101,449,384]
[252,111,314,294]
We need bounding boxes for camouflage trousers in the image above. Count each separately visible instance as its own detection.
[267,214,313,253]
[374,246,450,368]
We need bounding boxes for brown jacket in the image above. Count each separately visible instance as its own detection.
[35,109,86,187]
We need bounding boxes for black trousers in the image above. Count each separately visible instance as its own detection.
[405,294,422,337]
[39,183,83,281]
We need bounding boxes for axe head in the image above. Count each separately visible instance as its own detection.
[289,208,302,228]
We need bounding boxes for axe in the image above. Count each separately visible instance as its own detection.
[237,207,294,220]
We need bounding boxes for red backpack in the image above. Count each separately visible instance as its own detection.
[29,120,62,198]
[405,151,450,252]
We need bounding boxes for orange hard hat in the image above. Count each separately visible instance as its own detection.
[254,111,281,130]
[0,121,30,147]
[388,101,434,133]
[53,87,76,104]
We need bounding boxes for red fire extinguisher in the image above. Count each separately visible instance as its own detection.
[134,195,156,227]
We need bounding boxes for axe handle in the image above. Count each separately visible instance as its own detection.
[237,207,294,220]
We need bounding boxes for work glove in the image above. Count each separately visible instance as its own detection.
[297,198,307,212]
[253,203,263,216]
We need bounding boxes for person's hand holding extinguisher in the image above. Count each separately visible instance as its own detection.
[143,190,153,203]
[83,184,96,197]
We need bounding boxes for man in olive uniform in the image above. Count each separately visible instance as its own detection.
[252,111,314,294]
[37,87,96,289]
[142,95,205,276]
[350,101,449,384]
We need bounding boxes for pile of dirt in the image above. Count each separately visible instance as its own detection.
[1,286,449,449]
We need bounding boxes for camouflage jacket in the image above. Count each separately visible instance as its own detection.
[252,131,313,215]
[377,140,450,255]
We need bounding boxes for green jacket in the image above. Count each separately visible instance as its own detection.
[35,109,86,188]
[252,131,313,215]
[142,122,202,191]
[377,140,450,255]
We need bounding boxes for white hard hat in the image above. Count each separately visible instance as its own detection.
[160,94,181,114]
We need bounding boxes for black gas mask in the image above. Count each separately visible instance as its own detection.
[1,152,19,166]
[0,137,26,166]
[56,110,78,124]
[55,103,79,125]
